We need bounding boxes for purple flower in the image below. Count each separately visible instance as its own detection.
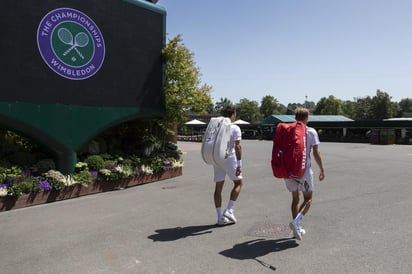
[39,180,52,191]
[5,176,18,184]
[90,171,98,177]
[0,184,7,189]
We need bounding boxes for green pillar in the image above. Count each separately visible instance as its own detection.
[56,149,77,174]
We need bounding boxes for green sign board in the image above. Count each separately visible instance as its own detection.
[0,0,166,173]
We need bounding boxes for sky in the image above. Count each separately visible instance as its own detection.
[157,0,412,106]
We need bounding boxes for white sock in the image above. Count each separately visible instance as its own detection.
[294,213,304,225]
[226,200,235,211]
[216,208,222,219]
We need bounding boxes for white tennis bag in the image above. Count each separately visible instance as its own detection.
[201,117,232,167]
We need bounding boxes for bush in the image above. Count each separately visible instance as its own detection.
[122,155,142,168]
[43,170,66,190]
[8,183,23,197]
[0,166,22,183]
[103,160,117,170]
[143,157,164,173]
[6,178,40,197]
[16,178,41,194]
[84,155,104,171]
[73,170,96,185]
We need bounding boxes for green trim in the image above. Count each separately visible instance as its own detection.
[123,0,166,15]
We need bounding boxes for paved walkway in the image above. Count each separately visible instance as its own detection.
[0,140,411,273]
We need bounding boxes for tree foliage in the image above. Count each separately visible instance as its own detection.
[370,89,396,119]
[342,100,356,119]
[260,95,279,117]
[162,35,212,126]
[398,98,412,117]
[352,90,397,120]
[205,91,409,121]
[313,95,343,115]
[235,98,262,123]
[353,96,373,120]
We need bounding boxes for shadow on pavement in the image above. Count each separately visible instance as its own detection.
[148,224,223,242]
[219,238,299,271]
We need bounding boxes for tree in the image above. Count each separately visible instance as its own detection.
[398,98,412,117]
[189,83,213,113]
[370,89,396,119]
[353,96,373,120]
[313,95,343,115]
[214,97,233,115]
[277,103,287,114]
[162,35,212,126]
[342,100,356,119]
[206,103,216,115]
[235,98,262,123]
[260,95,279,118]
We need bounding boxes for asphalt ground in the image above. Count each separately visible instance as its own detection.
[0,140,411,274]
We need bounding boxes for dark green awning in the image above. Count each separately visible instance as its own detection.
[261,115,353,124]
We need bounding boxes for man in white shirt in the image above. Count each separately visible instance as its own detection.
[213,106,243,226]
[286,107,325,240]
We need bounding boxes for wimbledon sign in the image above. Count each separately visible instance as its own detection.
[37,7,105,80]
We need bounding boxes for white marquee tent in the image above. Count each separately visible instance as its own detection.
[185,119,206,125]
[234,119,250,125]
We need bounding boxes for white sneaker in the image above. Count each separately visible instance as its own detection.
[289,221,302,240]
[298,226,306,236]
[217,216,231,226]
[223,209,237,223]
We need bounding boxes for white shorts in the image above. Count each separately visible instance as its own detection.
[213,156,243,182]
[284,168,313,192]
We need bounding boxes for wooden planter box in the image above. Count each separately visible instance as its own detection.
[0,167,182,212]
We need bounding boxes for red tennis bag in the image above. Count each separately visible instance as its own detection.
[271,121,307,179]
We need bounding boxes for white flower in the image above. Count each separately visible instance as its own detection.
[172,161,184,168]
[0,187,8,197]
[45,170,66,182]
[99,169,111,176]
[75,162,88,169]
[116,165,133,177]
[62,175,79,187]
[141,165,153,175]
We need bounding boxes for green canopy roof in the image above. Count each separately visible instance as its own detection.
[261,115,353,124]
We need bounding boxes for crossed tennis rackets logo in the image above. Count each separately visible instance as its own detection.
[58,28,89,59]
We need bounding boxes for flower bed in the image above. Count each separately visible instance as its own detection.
[0,123,184,211]
[0,167,182,211]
